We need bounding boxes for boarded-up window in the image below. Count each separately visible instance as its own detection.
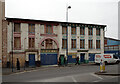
[96,40,100,49]
[71,27,76,35]
[29,24,35,34]
[62,39,67,49]
[46,25,52,34]
[80,39,85,49]
[88,28,93,35]
[96,28,100,36]
[29,38,35,48]
[46,39,52,49]
[62,26,67,34]
[80,27,85,35]
[71,39,76,49]
[14,23,20,32]
[89,40,93,49]
[14,37,21,49]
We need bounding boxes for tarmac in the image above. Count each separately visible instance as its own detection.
[1,63,120,76]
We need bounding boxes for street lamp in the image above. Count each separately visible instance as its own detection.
[66,6,71,64]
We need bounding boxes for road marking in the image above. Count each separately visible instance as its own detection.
[71,76,77,82]
[90,73,103,80]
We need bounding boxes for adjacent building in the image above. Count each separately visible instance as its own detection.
[104,37,120,58]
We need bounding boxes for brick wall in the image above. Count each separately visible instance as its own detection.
[2,20,8,67]
[9,53,25,68]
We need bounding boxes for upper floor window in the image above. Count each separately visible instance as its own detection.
[14,23,20,32]
[80,27,85,35]
[62,26,67,34]
[71,27,76,35]
[62,39,67,49]
[29,38,35,48]
[29,24,35,34]
[71,39,76,49]
[46,25,52,34]
[89,39,93,49]
[96,28,100,36]
[46,39,52,49]
[14,37,21,49]
[88,28,93,35]
[96,40,100,49]
[80,39,85,49]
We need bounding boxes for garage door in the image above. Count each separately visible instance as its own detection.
[89,53,95,62]
[41,54,58,65]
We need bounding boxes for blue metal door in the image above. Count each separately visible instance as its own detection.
[29,54,35,67]
[68,55,76,63]
[41,54,58,65]
[80,53,85,63]
[89,53,95,62]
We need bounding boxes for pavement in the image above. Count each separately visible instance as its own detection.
[2,63,120,76]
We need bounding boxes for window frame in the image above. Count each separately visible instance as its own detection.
[96,28,101,36]
[28,37,35,48]
[80,39,85,49]
[62,39,67,49]
[71,26,76,35]
[71,39,76,49]
[80,27,85,35]
[28,24,35,34]
[96,40,101,49]
[88,28,93,36]
[45,25,53,34]
[14,23,21,33]
[14,37,21,50]
[89,39,93,49]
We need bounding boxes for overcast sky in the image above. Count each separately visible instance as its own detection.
[5,0,119,39]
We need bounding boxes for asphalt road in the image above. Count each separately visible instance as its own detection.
[2,64,119,83]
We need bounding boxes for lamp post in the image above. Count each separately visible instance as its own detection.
[66,6,71,64]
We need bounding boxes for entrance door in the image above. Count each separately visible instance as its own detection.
[29,54,35,67]
[60,55,64,65]
[89,53,95,62]
[80,53,85,63]
[41,54,58,65]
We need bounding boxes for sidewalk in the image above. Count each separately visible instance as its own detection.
[2,65,58,75]
[2,63,96,75]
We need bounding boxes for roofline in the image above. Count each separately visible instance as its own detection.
[5,17,107,27]
[105,37,120,41]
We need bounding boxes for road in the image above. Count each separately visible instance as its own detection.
[2,64,119,83]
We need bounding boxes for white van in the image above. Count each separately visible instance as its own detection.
[95,54,120,64]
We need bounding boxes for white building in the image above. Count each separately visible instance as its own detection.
[4,18,106,67]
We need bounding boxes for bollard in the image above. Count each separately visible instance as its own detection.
[100,59,105,72]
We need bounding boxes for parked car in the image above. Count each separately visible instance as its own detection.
[95,54,120,64]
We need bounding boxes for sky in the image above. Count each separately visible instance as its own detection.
[5,0,119,39]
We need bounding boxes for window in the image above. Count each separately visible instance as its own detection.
[89,40,93,49]
[14,23,20,32]
[14,37,21,49]
[46,25,52,34]
[96,40,100,49]
[80,39,85,49]
[29,24,35,34]
[71,39,76,49]
[80,27,85,35]
[62,39,67,49]
[29,38,35,48]
[71,27,76,35]
[96,28,100,36]
[88,28,93,35]
[62,26,67,34]
[46,39,52,49]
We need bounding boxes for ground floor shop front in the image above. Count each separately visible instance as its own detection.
[6,49,102,68]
